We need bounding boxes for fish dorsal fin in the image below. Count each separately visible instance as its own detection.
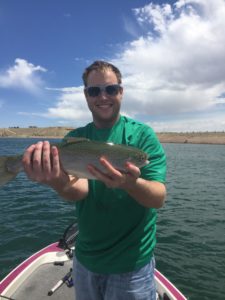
[63,137,90,145]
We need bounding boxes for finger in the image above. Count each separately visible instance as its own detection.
[99,157,122,178]
[100,158,129,187]
[87,164,107,179]
[32,141,44,173]
[22,144,36,175]
[42,141,51,174]
[51,146,60,176]
[87,164,113,184]
[125,162,141,178]
[88,163,126,189]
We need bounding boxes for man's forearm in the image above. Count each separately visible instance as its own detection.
[50,175,88,202]
[123,179,166,208]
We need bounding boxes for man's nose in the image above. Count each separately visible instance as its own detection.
[99,90,108,98]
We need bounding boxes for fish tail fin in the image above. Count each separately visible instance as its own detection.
[0,156,20,187]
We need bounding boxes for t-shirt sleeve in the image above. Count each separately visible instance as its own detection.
[138,126,166,183]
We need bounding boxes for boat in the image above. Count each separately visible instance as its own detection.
[0,223,187,300]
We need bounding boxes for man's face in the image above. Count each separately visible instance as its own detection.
[84,69,123,128]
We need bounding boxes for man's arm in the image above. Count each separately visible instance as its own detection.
[22,141,88,201]
[122,177,166,208]
[87,158,166,208]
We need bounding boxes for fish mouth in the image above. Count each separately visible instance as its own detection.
[142,160,150,166]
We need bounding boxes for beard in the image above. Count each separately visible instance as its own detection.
[88,101,121,128]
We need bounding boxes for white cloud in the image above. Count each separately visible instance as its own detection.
[122,15,140,38]
[0,58,47,93]
[148,113,225,132]
[112,0,225,121]
[45,0,225,131]
[44,86,92,125]
[133,2,173,34]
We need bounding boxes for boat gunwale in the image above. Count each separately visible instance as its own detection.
[0,243,187,300]
[154,269,187,300]
[0,242,64,295]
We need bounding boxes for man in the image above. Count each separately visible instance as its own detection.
[23,61,166,300]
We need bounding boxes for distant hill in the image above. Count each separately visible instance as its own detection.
[0,127,225,144]
[0,127,74,138]
[156,132,225,144]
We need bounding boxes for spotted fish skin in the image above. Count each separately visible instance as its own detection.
[0,138,149,185]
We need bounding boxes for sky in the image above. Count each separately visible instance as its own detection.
[0,0,225,132]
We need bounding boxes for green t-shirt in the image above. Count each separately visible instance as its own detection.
[66,115,166,274]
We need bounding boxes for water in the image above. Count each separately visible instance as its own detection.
[0,138,225,300]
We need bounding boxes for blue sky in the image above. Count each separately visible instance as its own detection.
[0,0,225,132]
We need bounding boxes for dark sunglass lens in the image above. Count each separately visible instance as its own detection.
[106,85,120,96]
[87,87,101,97]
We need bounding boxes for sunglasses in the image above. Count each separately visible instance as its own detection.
[85,84,122,97]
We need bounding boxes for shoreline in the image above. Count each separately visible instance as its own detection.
[0,127,225,145]
[157,132,225,145]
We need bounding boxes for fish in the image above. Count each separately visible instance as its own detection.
[0,138,149,187]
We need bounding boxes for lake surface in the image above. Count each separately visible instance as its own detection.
[0,138,224,300]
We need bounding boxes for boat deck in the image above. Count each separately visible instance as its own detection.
[12,260,75,300]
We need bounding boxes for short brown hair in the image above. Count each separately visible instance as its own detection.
[82,60,122,86]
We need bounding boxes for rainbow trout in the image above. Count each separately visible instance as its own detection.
[0,138,149,187]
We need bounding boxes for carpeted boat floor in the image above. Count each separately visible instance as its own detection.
[12,260,75,300]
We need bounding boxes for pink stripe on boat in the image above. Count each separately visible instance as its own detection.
[0,242,62,294]
[154,269,186,300]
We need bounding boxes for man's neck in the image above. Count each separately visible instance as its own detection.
[93,115,120,129]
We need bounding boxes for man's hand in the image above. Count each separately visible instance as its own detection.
[87,157,140,189]
[22,141,68,186]
[22,141,88,201]
[88,156,166,208]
